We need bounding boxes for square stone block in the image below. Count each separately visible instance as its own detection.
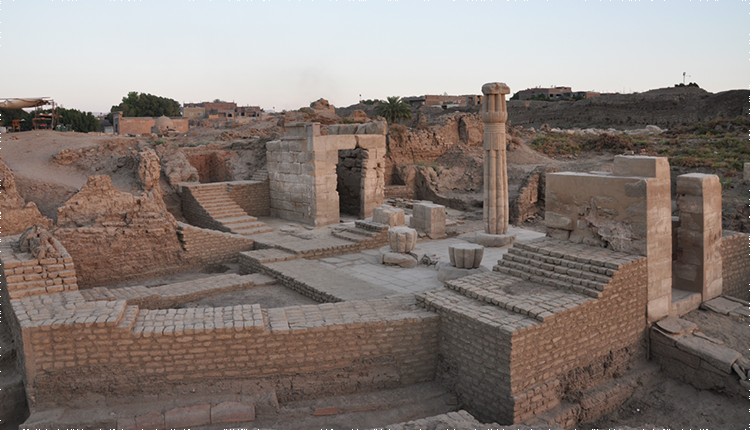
[411,202,446,239]
[373,205,405,227]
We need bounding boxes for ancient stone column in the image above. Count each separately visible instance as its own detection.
[481,82,511,235]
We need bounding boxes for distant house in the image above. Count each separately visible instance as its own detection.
[403,94,483,108]
[112,111,189,135]
[183,102,261,119]
[516,87,600,101]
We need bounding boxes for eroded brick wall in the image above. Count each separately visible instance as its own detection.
[17,297,438,409]
[722,231,749,301]
[508,258,648,422]
[228,181,270,217]
[177,222,254,266]
[424,257,648,424]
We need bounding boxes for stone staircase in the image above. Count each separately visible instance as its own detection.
[418,237,646,427]
[184,183,273,236]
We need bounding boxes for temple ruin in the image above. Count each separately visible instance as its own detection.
[0,85,748,430]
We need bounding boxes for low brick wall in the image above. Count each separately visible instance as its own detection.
[384,185,415,200]
[11,293,438,410]
[228,181,270,217]
[721,231,749,301]
[177,222,254,265]
[0,236,78,299]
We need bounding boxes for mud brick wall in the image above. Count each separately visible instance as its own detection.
[55,223,185,288]
[0,238,78,299]
[721,231,749,301]
[177,222,254,266]
[384,185,415,200]
[117,117,189,135]
[228,181,270,217]
[508,258,648,422]
[16,296,438,410]
[424,257,648,424]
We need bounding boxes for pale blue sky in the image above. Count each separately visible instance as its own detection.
[1,0,746,113]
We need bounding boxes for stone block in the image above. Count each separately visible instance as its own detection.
[211,401,256,423]
[165,404,211,427]
[545,212,574,230]
[411,202,446,239]
[379,246,418,268]
[448,243,484,269]
[373,205,405,227]
[744,163,750,182]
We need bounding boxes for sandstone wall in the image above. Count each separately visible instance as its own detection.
[268,122,385,226]
[0,235,78,300]
[721,231,750,301]
[546,156,672,321]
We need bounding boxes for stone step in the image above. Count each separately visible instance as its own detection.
[206,208,248,218]
[513,239,639,271]
[497,258,609,292]
[331,229,371,243]
[235,226,275,236]
[199,199,237,207]
[493,264,602,298]
[503,251,612,284]
[507,247,615,278]
[228,221,268,230]
[444,272,593,322]
[215,215,259,226]
[240,248,300,264]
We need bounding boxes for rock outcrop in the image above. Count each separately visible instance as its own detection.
[0,150,53,235]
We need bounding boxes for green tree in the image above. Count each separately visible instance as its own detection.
[110,92,181,119]
[374,96,412,124]
[56,107,100,132]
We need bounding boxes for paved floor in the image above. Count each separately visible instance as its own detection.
[317,226,546,296]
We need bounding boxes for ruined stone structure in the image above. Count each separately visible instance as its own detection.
[545,156,673,322]
[267,122,386,226]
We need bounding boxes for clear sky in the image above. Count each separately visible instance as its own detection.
[1,0,746,113]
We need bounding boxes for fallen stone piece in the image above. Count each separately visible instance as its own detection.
[448,243,484,269]
[655,316,698,335]
[701,297,741,315]
[211,401,256,423]
[379,246,418,268]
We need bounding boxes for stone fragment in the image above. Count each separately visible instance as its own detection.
[448,243,484,269]
[744,162,750,182]
[379,246,418,268]
[388,226,417,253]
[545,211,574,230]
[701,297,741,315]
[655,316,697,335]
[164,404,211,427]
[732,363,747,380]
[211,401,256,423]
[674,335,741,374]
[313,406,341,416]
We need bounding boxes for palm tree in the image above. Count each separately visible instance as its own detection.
[374,96,412,124]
